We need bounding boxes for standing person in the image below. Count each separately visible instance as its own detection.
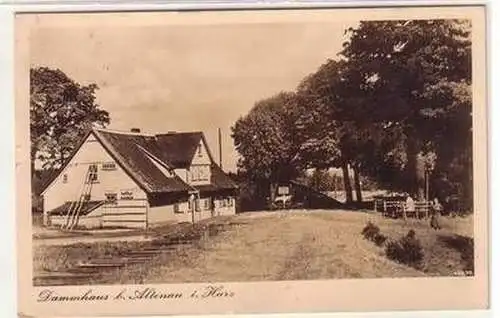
[405,194,415,218]
[189,193,196,223]
[430,198,443,230]
[403,193,416,219]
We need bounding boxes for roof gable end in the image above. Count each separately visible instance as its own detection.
[40,130,94,196]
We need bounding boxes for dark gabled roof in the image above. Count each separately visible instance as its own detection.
[194,164,239,193]
[154,132,203,169]
[33,168,60,195]
[40,128,236,196]
[48,200,105,216]
[40,130,94,196]
[93,129,192,194]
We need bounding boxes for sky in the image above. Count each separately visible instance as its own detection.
[29,12,354,172]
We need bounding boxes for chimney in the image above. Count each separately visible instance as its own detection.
[131,128,141,133]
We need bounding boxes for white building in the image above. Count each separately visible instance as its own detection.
[40,128,238,229]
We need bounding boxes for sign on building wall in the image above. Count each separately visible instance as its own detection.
[278,186,290,195]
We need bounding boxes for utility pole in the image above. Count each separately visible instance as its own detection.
[218,128,223,169]
[425,169,429,203]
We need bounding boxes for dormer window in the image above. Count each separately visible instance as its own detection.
[191,165,210,182]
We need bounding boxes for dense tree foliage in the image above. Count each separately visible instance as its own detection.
[233,19,473,211]
[231,92,302,201]
[338,20,471,201]
[30,67,110,173]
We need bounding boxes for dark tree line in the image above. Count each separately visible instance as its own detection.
[232,19,472,211]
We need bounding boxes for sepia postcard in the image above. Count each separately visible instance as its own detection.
[15,4,489,317]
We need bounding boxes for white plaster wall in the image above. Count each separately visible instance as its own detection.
[196,210,214,222]
[102,220,146,229]
[174,168,189,183]
[213,197,236,216]
[50,205,104,229]
[148,204,176,225]
[149,197,215,224]
[191,140,211,165]
[189,140,212,186]
[43,133,147,218]
[176,201,189,212]
[175,210,195,223]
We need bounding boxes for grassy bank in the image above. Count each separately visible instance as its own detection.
[33,210,474,285]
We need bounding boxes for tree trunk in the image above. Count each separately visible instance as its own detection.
[58,144,67,168]
[415,153,426,200]
[30,146,37,180]
[341,159,353,204]
[353,164,362,203]
[270,182,277,203]
[406,132,425,200]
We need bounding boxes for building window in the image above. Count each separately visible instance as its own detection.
[218,199,224,208]
[191,167,199,181]
[191,165,210,181]
[226,197,233,207]
[174,203,182,214]
[105,193,117,204]
[200,166,209,181]
[204,198,211,210]
[88,164,98,183]
[195,198,201,212]
[102,162,117,171]
[62,174,68,184]
[197,144,202,157]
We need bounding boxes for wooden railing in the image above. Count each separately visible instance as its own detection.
[377,199,431,219]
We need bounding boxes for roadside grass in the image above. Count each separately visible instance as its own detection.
[139,211,427,283]
[32,219,219,240]
[34,240,149,273]
[33,216,236,285]
[350,212,474,276]
[33,210,474,285]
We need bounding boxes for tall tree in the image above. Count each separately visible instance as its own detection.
[30,67,110,173]
[231,91,301,202]
[295,59,385,203]
[294,60,355,202]
[339,20,472,199]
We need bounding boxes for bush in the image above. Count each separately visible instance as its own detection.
[361,222,380,241]
[385,230,424,269]
[373,233,387,246]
